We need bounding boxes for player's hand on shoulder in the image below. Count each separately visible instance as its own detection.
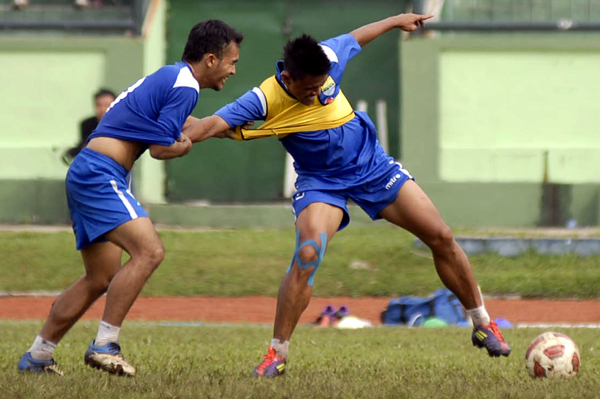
[396,13,433,32]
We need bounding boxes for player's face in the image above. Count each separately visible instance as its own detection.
[283,73,328,105]
[209,41,240,91]
[95,94,115,120]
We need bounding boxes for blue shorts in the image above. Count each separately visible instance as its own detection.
[66,148,147,250]
[291,160,413,230]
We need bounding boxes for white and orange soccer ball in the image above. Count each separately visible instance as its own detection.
[525,332,580,379]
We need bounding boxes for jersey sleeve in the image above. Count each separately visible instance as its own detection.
[156,86,199,142]
[215,88,266,127]
[319,34,362,86]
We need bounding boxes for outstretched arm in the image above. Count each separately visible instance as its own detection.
[182,115,234,143]
[350,13,433,47]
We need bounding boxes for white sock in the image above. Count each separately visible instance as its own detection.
[467,306,491,327]
[29,335,56,361]
[95,321,121,347]
[271,338,289,359]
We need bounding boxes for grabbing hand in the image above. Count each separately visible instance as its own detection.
[396,13,434,32]
[176,133,192,155]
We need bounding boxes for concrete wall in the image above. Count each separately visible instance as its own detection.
[401,35,600,227]
[0,0,166,223]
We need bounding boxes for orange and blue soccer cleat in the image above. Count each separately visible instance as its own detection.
[18,352,64,376]
[253,346,286,377]
[472,320,511,357]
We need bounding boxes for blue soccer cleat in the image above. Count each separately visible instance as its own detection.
[472,320,511,357]
[18,352,64,376]
[84,341,136,376]
[253,346,286,377]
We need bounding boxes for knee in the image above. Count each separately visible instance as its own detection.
[85,271,116,294]
[297,245,319,266]
[133,244,165,273]
[145,245,165,269]
[424,224,455,254]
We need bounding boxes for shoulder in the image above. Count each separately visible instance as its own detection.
[172,65,199,93]
[319,34,361,60]
[153,63,199,93]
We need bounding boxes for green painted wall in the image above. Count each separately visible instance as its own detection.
[439,50,600,183]
[401,35,600,227]
[0,34,144,223]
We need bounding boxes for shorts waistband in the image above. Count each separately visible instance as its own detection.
[79,147,129,177]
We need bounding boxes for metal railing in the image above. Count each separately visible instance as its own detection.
[414,0,600,31]
[0,0,148,34]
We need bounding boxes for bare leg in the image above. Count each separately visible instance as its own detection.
[273,202,344,342]
[39,241,122,343]
[380,180,511,357]
[379,180,481,309]
[101,217,164,327]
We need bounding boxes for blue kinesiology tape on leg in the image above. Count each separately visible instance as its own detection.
[285,231,328,286]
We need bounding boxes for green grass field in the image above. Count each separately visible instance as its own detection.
[1,226,599,298]
[2,227,599,398]
[2,321,598,399]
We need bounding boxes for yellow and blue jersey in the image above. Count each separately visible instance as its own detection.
[215,34,393,190]
[89,61,199,148]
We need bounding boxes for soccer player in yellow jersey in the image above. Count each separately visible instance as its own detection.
[185,12,511,377]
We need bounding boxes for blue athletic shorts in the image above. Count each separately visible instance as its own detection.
[66,148,147,250]
[291,160,413,230]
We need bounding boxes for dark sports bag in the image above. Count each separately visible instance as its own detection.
[380,288,468,326]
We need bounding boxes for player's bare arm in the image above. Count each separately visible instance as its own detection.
[182,115,236,143]
[148,133,192,160]
[349,13,433,47]
[182,115,201,130]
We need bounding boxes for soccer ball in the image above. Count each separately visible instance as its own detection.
[525,332,580,379]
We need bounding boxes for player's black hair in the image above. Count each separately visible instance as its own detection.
[283,34,330,81]
[182,19,244,63]
[94,88,116,99]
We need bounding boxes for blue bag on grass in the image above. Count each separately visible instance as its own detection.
[380,289,467,326]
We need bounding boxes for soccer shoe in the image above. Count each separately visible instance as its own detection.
[18,352,64,376]
[84,341,136,376]
[472,320,511,357]
[312,304,335,327]
[332,305,350,327]
[253,346,286,377]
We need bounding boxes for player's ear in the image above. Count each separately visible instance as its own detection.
[205,53,218,68]
[281,71,293,87]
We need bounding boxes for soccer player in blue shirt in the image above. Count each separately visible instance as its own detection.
[186,13,511,377]
[18,19,243,377]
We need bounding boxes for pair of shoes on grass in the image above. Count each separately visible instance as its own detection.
[18,340,136,377]
[312,304,349,327]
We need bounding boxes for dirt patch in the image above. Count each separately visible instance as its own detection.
[1,296,599,325]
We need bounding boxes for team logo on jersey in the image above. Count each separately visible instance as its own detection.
[325,97,334,104]
[321,76,336,96]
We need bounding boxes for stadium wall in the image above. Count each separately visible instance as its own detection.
[401,35,600,227]
[0,0,166,224]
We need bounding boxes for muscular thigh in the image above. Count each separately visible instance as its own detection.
[378,179,449,241]
[295,202,344,247]
[105,217,163,257]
